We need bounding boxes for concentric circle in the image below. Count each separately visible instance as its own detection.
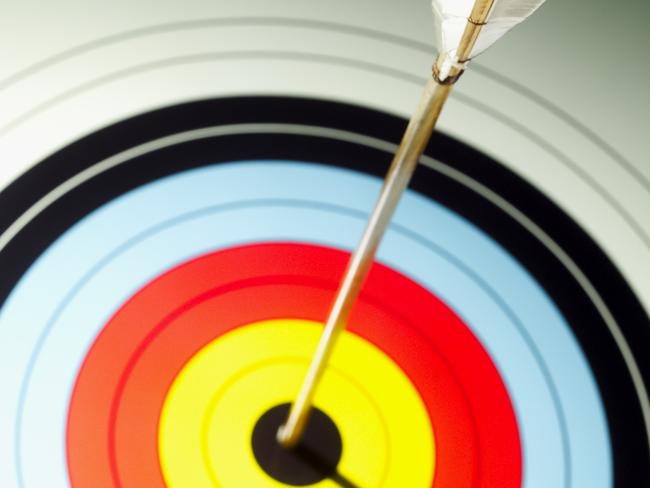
[0,97,648,487]
[159,319,433,487]
[66,242,518,487]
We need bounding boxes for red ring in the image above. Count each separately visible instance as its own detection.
[66,242,521,487]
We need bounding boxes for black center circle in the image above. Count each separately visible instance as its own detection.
[251,403,343,486]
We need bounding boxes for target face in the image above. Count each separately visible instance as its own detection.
[1,3,650,488]
[0,97,648,488]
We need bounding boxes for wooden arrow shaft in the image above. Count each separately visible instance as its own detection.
[276,0,498,449]
[277,78,452,448]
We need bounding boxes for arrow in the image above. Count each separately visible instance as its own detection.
[277,0,547,449]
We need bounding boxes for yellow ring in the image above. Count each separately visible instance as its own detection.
[159,319,434,487]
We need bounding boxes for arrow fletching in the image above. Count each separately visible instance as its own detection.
[432,0,546,80]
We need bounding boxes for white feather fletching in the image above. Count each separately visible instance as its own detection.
[431,0,546,75]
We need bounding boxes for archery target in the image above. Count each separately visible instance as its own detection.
[1,2,649,488]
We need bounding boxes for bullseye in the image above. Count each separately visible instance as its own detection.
[65,242,521,487]
[251,403,343,486]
